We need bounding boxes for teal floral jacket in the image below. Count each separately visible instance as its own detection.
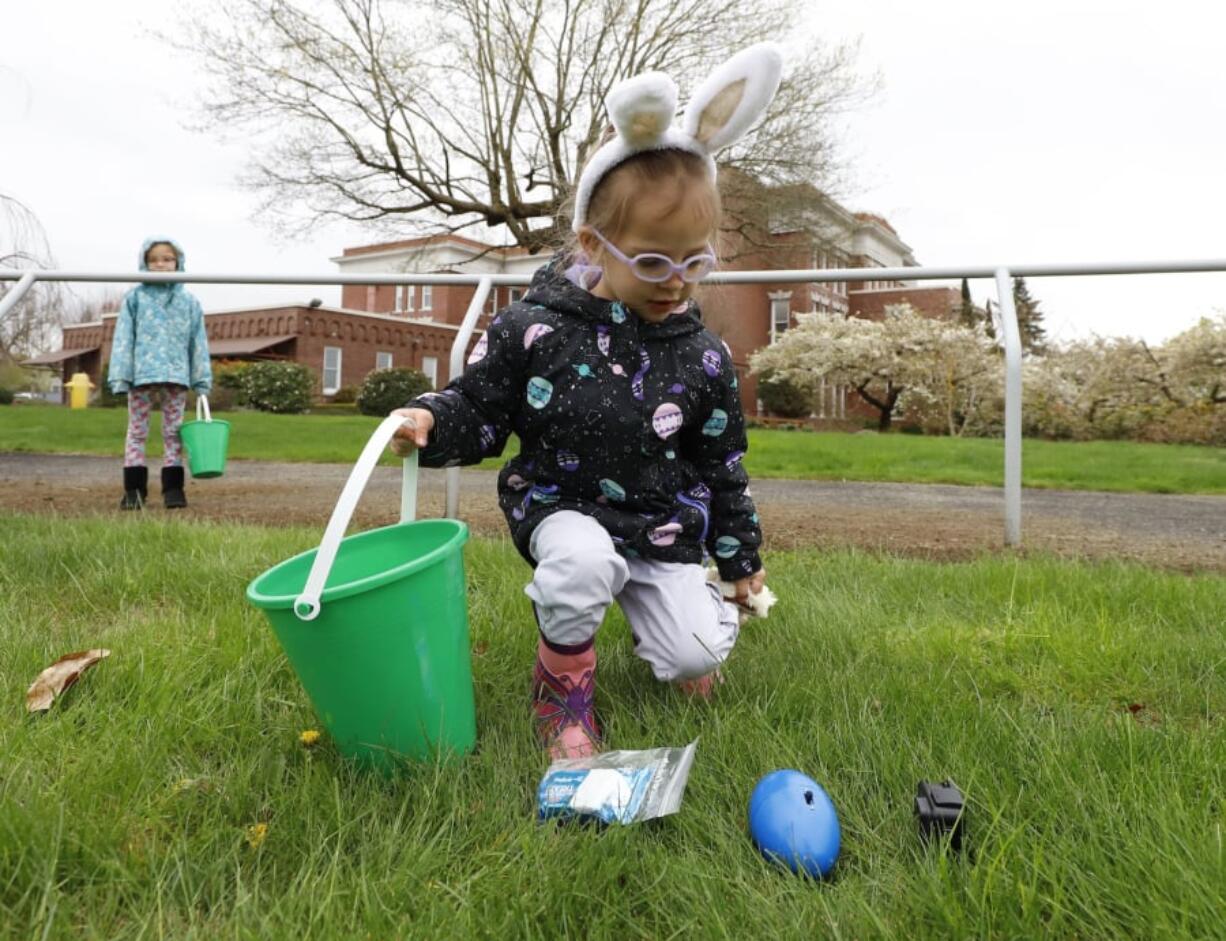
[107,236,212,394]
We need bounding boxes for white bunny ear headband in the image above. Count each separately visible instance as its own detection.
[571,42,785,232]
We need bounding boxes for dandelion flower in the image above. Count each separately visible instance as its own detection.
[299,729,321,747]
[245,823,269,850]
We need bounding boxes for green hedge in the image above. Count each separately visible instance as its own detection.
[357,367,432,416]
[241,361,314,414]
[96,364,127,408]
[757,372,812,418]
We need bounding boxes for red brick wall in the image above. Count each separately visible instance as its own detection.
[697,234,818,413]
[205,307,302,342]
[849,286,960,322]
[342,282,506,332]
[339,283,398,312]
[294,310,460,391]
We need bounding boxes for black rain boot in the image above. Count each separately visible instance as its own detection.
[162,465,187,509]
[119,466,148,510]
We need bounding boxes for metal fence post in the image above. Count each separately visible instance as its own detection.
[995,267,1023,546]
[444,275,494,518]
[0,270,37,322]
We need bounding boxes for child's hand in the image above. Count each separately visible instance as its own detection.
[732,567,767,603]
[388,408,434,457]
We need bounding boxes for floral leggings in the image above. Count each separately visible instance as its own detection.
[124,384,187,468]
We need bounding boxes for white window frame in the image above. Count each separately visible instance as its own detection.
[323,346,343,395]
[397,284,415,312]
[375,350,393,371]
[768,291,792,343]
[420,285,433,311]
[509,287,525,305]
[421,355,438,388]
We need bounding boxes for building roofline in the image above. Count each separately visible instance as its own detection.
[206,303,463,330]
[851,217,915,259]
[764,183,918,260]
[66,305,462,331]
[847,284,956,295]
[334,232,534,263]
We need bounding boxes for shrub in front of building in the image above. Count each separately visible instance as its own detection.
[0,388,13,405]
[757,371,812,419]
[241,361,314,414]
[332,384,359,404]
[357,367,432,417]
[211,362,251,410]
[96,363,127,408]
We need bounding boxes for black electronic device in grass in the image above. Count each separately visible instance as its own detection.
[915,779,966,851]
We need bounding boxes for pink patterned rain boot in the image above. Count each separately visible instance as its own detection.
[533,638,600,760]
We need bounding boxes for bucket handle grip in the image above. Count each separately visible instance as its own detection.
[294,413,419,621]
[196,394,212,422]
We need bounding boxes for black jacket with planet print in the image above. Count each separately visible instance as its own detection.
[407,254,763,581]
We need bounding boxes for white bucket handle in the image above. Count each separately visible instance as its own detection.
[294,413,420,622]
[196,394,212,422]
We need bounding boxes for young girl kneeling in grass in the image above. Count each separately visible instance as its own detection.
[390,45,782,759]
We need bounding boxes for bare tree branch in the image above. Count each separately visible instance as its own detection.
[171,0,873,254]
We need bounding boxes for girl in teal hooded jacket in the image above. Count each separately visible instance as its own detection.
[107,237,212,510]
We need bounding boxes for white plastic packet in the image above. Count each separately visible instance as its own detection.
[537,741,699,825]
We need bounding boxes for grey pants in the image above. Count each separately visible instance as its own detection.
[526,511,740,682]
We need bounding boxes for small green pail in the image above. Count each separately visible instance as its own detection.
[246,415,476,771]
[180,395,230,479]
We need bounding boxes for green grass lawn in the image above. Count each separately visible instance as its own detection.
[2,404,1225,493]
[2,514,1223,939]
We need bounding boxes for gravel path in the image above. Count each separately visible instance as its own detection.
[3,452,1224,572]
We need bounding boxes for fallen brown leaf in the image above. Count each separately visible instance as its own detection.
[25,648,111,713]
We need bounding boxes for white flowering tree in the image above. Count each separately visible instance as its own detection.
[1163,315,1226,407]
[1021,337,1156,439]
[1022,314,1226,442]
[750,304,1001,434]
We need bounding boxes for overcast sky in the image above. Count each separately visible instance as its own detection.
[3,0,1224,345]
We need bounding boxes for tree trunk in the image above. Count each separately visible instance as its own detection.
[857,381,900,431]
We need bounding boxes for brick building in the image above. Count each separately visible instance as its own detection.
[328,196,958,421]
[38,302,466,401]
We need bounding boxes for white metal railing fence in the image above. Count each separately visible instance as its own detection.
[4,258,1225,542]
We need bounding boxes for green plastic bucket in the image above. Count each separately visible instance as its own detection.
[180,395,229,479]
[246,415,476,771]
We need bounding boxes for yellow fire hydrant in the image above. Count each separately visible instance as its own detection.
[64,372,95,409]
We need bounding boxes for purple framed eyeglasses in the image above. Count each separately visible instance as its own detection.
[589,228,716,284]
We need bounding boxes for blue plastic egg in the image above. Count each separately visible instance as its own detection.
[748,769,840,878]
